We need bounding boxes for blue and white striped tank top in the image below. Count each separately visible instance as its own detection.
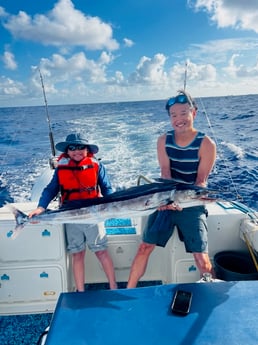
[165,130,205,184]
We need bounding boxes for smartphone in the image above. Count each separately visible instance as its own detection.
[170,289,193,316]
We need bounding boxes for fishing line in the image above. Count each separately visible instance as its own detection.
[182,62,240,200]
[197,96,241,200]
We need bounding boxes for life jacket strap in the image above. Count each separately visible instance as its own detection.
[58,164,94,171]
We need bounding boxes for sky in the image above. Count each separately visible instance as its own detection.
[1,0,258,107]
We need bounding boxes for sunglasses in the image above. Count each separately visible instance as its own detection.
[67,144,87,151]
[165,94,194,111]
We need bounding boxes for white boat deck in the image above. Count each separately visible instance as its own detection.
[0,200,257,315]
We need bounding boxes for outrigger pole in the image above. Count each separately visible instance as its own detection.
[38,68,56,159]
[183,61,188,91]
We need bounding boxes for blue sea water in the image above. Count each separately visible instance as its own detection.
[0,94,257,210]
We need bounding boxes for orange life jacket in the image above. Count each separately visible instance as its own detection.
[57,153,100,203]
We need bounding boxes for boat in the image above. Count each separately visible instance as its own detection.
[1,165,258,344]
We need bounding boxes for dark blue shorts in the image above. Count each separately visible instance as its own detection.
[142,206,208,253]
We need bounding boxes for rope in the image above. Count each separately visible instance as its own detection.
[136,175,153,186]
[242,232,258,271]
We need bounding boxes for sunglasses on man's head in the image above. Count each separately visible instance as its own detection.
[67,144,87,151]
[165,94,194,111]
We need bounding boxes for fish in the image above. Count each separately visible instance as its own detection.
[8,181,217,239]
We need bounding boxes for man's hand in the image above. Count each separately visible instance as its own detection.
[158,202,182,211]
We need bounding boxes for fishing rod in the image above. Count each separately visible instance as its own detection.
[183,61,188,91]
[38,68,56,160]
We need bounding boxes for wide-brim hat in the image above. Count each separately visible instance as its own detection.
[55,133,99,154]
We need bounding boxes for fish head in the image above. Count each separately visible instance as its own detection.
[174,189,199,202]
[173,188,215,206]
[143,190,174,209]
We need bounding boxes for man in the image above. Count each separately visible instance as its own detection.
[29,133,117,291]
[127,90,216,288]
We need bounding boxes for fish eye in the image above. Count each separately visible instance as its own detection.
[145,199,150,206]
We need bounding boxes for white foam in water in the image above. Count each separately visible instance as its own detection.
[222,141,244,159]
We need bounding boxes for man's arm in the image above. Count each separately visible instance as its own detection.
[195,136,216,187]
[157,134,172,179]
[157,133,182,211]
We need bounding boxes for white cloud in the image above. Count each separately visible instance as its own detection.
[170,60,216,83]
[0,6,8,17]
[3,0,119,50]
[98,51,114,65]
[224,54,258,78]
[0,76,24,95]
[123,38,134,48]
[2,51,17,70]
[129,53,168,85]
[176,37,258,70]
[189,0,258,33]
[31,50,116,97]
[193,38,258,54]
[114,71,124,83]
[31,52,247,103]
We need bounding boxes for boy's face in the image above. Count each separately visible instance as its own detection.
[168,103,196,133]
[67,147,88,161]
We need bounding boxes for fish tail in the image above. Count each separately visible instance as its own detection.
[10,224,26,239]
[7,205,29,239]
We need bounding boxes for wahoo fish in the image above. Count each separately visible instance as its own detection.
[8,181,217,239]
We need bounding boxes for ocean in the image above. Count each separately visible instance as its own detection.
[0,94,257,210]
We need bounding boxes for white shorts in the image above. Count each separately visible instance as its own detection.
[65,223,108,253]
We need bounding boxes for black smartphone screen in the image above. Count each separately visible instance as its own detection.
[171,290,192,315]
